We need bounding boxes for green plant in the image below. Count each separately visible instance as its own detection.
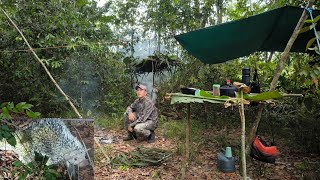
[176,142,185,156]
[0,102,41,147]
[95,115,123,129]
[0,102,61,179]
[162,120,185,140]
[0,102,41,119]
[0,124,16,146]
[13,151,61,180]
[151,170,160,179]
[119,165,129,171]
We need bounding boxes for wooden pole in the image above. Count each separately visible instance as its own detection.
[185,103,190,164]
[270,0,315,91]
[239,90,247,179]
[246,0,315,154]
[0,7,82,118]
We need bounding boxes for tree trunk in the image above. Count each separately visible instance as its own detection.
[185,104,191,164]
[245,103,264,154]
[239,90,247,179]
[246,0,315,154]
[216,0,223,24]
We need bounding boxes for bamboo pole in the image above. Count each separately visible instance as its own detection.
[246,0,315,154]
[0,7,82,118]
[185,103,190,164]
[239,90,247,179]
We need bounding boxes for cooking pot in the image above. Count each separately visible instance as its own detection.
[220,85,236,97]
[180,87,198,95]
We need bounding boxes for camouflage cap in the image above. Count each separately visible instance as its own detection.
[135,84,147,91]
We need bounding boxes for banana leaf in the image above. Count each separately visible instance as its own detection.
[239,91,283,101]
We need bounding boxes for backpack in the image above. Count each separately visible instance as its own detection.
[250,136,277,163]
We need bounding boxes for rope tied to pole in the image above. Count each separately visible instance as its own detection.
[306,7,320,51]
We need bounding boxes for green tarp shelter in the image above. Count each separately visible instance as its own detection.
[174,6,320,64]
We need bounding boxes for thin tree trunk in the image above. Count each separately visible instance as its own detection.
[239,90,247,179]
[157,31,161,54]
[245,103,264,154]
[267,52,274,62]
[216,0,223,24]
[1,7,82,118]
[185,104,190,164]
[246,0,315,154]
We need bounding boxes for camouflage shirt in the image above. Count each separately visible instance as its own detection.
[127,96,158,127]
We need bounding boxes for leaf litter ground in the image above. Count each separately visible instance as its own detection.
[94,126,320,180]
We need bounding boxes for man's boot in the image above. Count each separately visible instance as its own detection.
[147,130,155,143]
[123,132,136,141]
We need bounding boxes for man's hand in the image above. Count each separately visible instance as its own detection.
[128,126,133,132]
[128,112,136,122]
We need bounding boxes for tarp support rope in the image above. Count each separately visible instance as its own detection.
[306,8,320,51]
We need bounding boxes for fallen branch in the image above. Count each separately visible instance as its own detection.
[94,137,111,164]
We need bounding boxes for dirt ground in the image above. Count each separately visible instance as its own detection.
[94,126,320,180]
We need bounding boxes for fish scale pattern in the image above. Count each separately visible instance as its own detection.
[0,118,86,166]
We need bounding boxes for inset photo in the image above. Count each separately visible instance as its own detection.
[0,116,94,180]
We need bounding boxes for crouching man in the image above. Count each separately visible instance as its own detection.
[123,84,158,143]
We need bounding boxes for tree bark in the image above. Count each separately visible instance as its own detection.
[267,52,274,62]
[1,7,82,119]
[245,103,264,154]
[239,90,247,179]
[185,103,191,164]
[216,0,223,24]
[246,0,315,154]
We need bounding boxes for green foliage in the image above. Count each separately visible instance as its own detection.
[162,120,185,140]
[0,102,40,147]
[0,102,41,119]
[13,152,61,180]
[299,24,315,34]
[305,15,320,24]
[260,97,320,154]
[306,37,317,51]
[241,91,283,101]
[301,13,320,54]
[0,124,16,146]
[0,0,124,116]
[98,53,135,115]
[94,114,124,130]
